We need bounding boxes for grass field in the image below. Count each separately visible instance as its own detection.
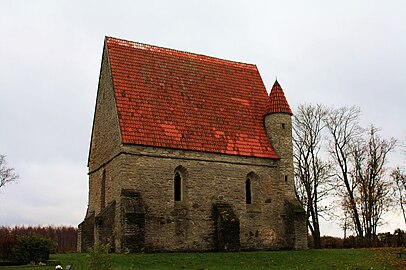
[1,248,405,270]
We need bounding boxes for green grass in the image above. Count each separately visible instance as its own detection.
[1,248,405,270]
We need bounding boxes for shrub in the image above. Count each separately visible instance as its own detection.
[87,243,111,270]
[320,236,343,249]
[13,235,54,264]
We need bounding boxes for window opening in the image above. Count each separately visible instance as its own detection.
[245,178,252,204]
[281,123,286,129]
[285,175,288,182]
[174,172,182,201]
[101,169,106,209]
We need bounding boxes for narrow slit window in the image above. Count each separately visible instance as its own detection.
[285,175,288,182]
[174,172,182,201]
[101,169,106,209]
[246,178,252,204]
[281,123,286,129]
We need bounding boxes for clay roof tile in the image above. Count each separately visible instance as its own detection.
[265,80,293,115]
[106,36,279,159]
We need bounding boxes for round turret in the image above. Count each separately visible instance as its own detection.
[264,80,294,188]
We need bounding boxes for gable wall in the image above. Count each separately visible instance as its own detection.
[86,45,124,220]
[88,45,122,173]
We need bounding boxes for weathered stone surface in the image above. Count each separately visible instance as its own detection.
[120,190,145,252]
[95,201,116,251]
[80,143,307,251]
[213,204,240,251]
[78,212,95,252]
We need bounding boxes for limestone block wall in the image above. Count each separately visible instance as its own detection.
[78,212,94,252]
[81,151,123,251]
[83,127,307,252]
[92,145,305,251]
[87,155,123,217]
[264,113,295,198]
[88,45,122,172]
[95,201,116,250]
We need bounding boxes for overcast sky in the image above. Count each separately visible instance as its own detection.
[0,0,405,236]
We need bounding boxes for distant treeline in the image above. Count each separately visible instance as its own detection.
[309,229,406,249]
[0,225,77,260]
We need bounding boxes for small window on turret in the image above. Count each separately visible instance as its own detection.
[285,175,288,182]
[281,123,285,129]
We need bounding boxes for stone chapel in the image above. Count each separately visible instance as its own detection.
[78,36,307,252]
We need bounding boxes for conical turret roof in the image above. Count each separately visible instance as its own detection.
[265,80,293,115]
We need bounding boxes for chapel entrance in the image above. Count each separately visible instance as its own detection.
[212,204,240,251]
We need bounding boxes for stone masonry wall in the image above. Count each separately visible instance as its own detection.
[78,212,95,252]
[88,144,304,251]
[264,113,295,199]
[86,43,124,217]
[95,201,116,250]
[88,44,122,173]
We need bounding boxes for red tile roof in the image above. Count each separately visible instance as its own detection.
[106,36,280,159]
[266,80,293,115]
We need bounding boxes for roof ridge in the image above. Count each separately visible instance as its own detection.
[105,36,258,70]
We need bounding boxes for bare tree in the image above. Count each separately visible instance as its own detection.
[0,154,18,189]
[293,104,332,249]
[391,138,406,226]
[351,126,396,245]
[324,106,365,240]
[392,167,406,226]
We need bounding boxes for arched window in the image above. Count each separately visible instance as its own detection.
[174,172,182,202]
[245,178,252,204]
